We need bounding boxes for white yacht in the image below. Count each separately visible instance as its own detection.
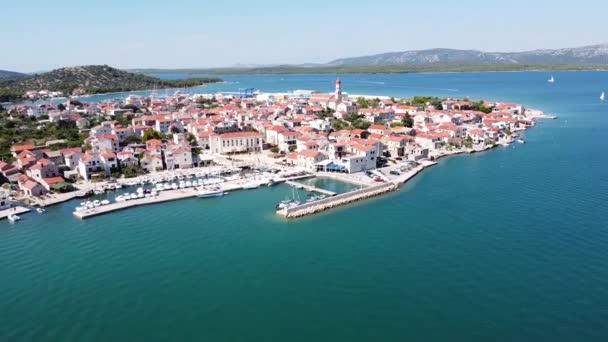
[242,183,260,190]
[548,75,555,83]
[197,187,225,198]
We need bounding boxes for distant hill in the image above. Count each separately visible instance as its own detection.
[0,65,222,102]
[329,44,608,66]
[0,69,27,81]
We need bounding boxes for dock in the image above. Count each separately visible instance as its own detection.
[74,176,284,220]
[277,182,398,219]
[74,188,200,219]
[285,181,337,196]
[0,206,31,220]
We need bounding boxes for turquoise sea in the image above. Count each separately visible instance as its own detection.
[1,71,608,341]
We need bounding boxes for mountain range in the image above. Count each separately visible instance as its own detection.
[328,44,608,66]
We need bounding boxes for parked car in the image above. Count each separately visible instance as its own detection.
[390,170,401,176]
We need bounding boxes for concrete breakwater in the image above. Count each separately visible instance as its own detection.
[278,182,398,219]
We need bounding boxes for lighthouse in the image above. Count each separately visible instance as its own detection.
[335,78,342,101]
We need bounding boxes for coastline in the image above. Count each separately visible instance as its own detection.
[20,107,555,220]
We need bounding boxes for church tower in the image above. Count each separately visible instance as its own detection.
[335,78,342,102]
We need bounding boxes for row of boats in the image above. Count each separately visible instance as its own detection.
[74,199,111,211]
[275,186,327,210]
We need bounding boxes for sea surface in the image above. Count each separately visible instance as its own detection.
[1,71,608,341]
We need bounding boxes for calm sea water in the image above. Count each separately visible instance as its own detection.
[2,72,608,341]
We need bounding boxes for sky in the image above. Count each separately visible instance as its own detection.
[1,0,606,72]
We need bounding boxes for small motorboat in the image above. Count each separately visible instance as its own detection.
[242,183,260,190]
[36,208,45,213]
[516,139,525,144]
[101,200,110,205]
[8,214,20,222]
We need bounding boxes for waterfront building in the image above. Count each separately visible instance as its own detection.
[209,131,262,155]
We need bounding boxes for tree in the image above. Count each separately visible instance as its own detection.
[124,135,142,144]
[472,101,493,114]
[186,132,198,146]
[142,129,162,142]
[357,97,369,109]
[270,146,280,153]
[402,113,413,128]
[57,103,66,111]
[352,120,370,130]
[464,136,473,148]
[288,145,296,152]
[332,120,346,131]
[120,104,140,113]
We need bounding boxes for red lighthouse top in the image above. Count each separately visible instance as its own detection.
[336,78,341,84]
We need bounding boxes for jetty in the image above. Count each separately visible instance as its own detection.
[277,182,398,219]
[285,181,337,196]
[0,206,30,220]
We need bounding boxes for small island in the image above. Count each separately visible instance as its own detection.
[0,78,554,220]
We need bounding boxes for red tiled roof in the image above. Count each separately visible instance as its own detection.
[218,131,261,139]
[11,144,35,152]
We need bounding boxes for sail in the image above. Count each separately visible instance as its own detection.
[601,92,605,101]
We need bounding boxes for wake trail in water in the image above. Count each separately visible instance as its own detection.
[359,81,386,85]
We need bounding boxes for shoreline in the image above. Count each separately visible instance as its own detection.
[26,111,553,219]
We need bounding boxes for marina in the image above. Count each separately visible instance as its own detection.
[284,181,337,197]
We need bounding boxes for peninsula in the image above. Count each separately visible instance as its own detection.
[0,65,222,102]
[0,79,553,220]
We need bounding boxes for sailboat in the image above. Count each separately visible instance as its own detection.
[601,91,605,101]
[548,75,555,83]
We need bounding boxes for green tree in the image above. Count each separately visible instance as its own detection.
[142,129,162,142]
[288,145,296,152]
[464,135,473,148]
[270,146,280,153]
[357,97,369,109]
[402,113,413,128]
[124,135,142,144]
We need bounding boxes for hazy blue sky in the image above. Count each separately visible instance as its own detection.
[2,0,605,71]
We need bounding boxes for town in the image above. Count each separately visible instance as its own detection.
[0,79,553,219]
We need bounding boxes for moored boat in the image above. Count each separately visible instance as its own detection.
[197,187,225,198]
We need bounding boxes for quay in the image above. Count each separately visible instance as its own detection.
[277,161,436,219]
[285,181,337,196]
[74,188,200,219]
[0,206,31,220]
[74,176,283,220]
[278,182,398,219]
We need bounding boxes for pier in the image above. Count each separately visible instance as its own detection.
[285,181,337,196]
[277,182,398,219]
[0,206,31,220]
